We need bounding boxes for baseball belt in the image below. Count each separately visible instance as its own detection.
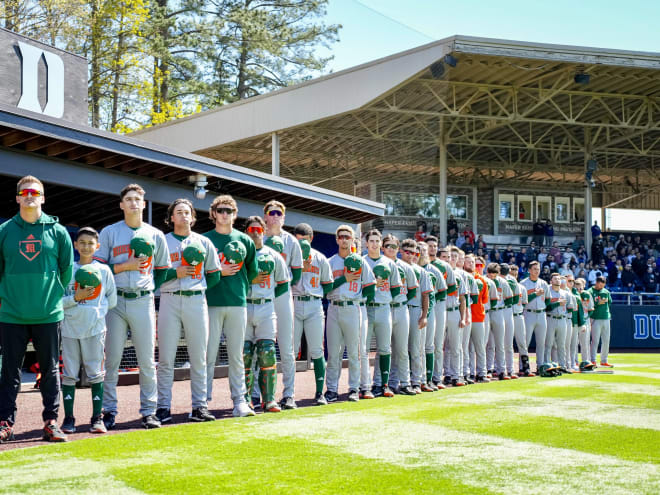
[247,298,273,305]
[359,302,366,307]
[294,295,321,301]
[548,315,564,319]
[525,309,544,313]
[117,289,152,299]
[390,302,405,308]
[367,302,387,307]
[331,300,355,307]
[491,307,503,311]
[167,290,203,297]
[446,307,459,312]
[513,312,523,317]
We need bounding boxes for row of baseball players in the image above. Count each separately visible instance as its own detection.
[46,184,612,440]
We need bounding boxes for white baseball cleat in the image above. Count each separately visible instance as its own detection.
[233,402,256,417]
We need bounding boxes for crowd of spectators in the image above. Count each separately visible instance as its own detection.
[449,228,660,293]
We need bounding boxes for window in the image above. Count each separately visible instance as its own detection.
[555,197,570,223]
[573,198,585,223]
[518,195,533,222]
[499,194,514,221]
[381,191,441,217]
[446,194,468,219]
[536,196,551,221]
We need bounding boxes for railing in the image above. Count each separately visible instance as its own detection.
[610,292,660,305]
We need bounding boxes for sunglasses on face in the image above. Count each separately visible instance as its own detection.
[403,250,415,256]
[337,234,352,240]
[384,244,398,250]
[215,207,234,215]
[247,226,263,234]
[18,188,42,197]
[267,210,283,217]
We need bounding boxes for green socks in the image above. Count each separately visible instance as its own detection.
[379,353,391,388]
[426,353,435,384]
[313,357,326,395]
[62,385,75,417]
[91,382,104,417]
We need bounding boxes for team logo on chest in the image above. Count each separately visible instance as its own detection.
[20,234,41,261]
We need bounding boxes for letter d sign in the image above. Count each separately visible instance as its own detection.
[17,41,64,118]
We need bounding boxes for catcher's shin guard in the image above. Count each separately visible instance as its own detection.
[243,341,255,403]
[521,354,530,374]
[257,340,277,403]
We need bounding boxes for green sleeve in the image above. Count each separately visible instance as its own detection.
[406,287,417,302]
[446,283,457,294]
[153,268,169,289]
[206,270,221,289]
[527,292,537,302]
[244,236,259,284]
[275,281,289,298]
[471,294,478,304]
[390,286,401,298]
[58,228,74,287]
[332,275,347,290]
[363,284,375,303]
[546,301,559,311]
[544,297,550,306]
[490,299,497,310]
[436,288,446,300]
[160,268,177,286]
[322,282,333,296]
[290,267,302,285]
[504,297,513,308]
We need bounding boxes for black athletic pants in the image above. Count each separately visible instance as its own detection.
[0,322,61,425]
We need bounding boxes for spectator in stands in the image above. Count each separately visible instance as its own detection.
[621,264,638,291]
[559,262,572,277]
[537,246,548,265]
[518,261,529,280]
[632,235,642,250]
[573,261,586,278]
[577,269,587,281]
[591,221,601,238]
[447,215,458,243]
[603,241,615,257]
[532,220,545,247]
[491,250,503,264]
[503,244,515,263]
[588,265,604,287]
[607,258,619,286]
[562,246,577,265]
[541,265,552,283]
[614,234,627,251]
[643,267,656,293]
[476,247,486,260]
[415,221,427,243]
[575,246,588,264]
[591,235,605,264]
[476,235,487,250]
[527,241,538,262]
[543,254,558,272]
[632,253,646,279]
[544,220,554,247]
[549,241,561,261]
[571,235,584,252]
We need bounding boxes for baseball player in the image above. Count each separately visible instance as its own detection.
[589,275,613,367]
[354,237,371,399]
[325,225,375,403]
[95,184,171,430]
[403,240,431,393]
[458,250,476,384]
[380,234,417,396]
[463,255,489,382]
[520,261,551,372]
[565,274,582,370]
[433,246,455,387]
[61,227,116,434]
[575,278,593,365]
[485,263,510,380]
[243,216,290,413]
[509,266,532,376]
[500,264,519,379]
[484,265,499,377]
[361,229,401,398]
[204,195,259,418]
[544,273,570,370]
[560,276,577,372]
[156,199,221,424]
[445,247,468,387]
[418,242,444,390]
[291,223,334,405]
[426,237,449,389]
[263,201,303,410]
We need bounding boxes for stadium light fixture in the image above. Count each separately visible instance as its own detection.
[585,158,597,188]
[574,73,590,85]
[443,54,458,67]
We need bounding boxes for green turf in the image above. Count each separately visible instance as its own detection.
[1,353,659,494]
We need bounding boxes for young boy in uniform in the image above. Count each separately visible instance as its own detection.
[61,227,117,434]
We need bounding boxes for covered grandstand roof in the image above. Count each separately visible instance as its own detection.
[134,35,660,209]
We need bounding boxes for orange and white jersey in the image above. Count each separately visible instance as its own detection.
[160,232,221,292]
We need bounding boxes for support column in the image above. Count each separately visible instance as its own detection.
[147,200,152,225]
[438,125,447,245]
[584,130,592,256]
[271,132,280,176]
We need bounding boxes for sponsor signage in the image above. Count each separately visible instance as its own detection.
[0,27,87,124]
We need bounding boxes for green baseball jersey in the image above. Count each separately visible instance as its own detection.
[588,287,612,320]
[203,229,258,307]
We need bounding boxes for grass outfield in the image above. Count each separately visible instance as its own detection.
[1,353,659,494]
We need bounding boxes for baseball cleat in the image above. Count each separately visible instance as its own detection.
[90,415,107,433]
[314,392,328,406]
[0,421,15,443]
[324,390,339,403]
[428,381,439,391]
[382,385,395,397]
[452,379,466,387]
[102,412,116,431]
[61,416,76,434]
[475,375,490,383]
[280,397,297,410]
[141,414,161,429]
[371,385,384,397]
[509,374,519,379]
[359,389,375,400]
[399,385,416,396]
[498,373,511,380]
[600,362,613,367]
[464,377,475,385]
[265,401,282,413]
[43,422,68,442]
[420,383,434,392]
[347,389,360,402]
[155,408,172,424]
[233,402,256,417]
[190,407,216,422]
[442,376,452,386]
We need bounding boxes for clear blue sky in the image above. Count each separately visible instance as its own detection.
[322,0,659,72]
[319,0,660,231]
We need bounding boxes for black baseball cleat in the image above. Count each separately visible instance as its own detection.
[61,416,76,434]
[464,377,475,385]
[102,412,116,431]
[475,375,490,383]
[280,397,297,410]
[141,414,161,429]
[90,415,107,434]
[43,422,68,442]
[452,379,466,387]
[399,385,416,396]
[347,389,360,402]
[190,407,216,422]
[155,408,172,424]
[324,390,339,403]
[314,392,328,406]
[371,385,384,397]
